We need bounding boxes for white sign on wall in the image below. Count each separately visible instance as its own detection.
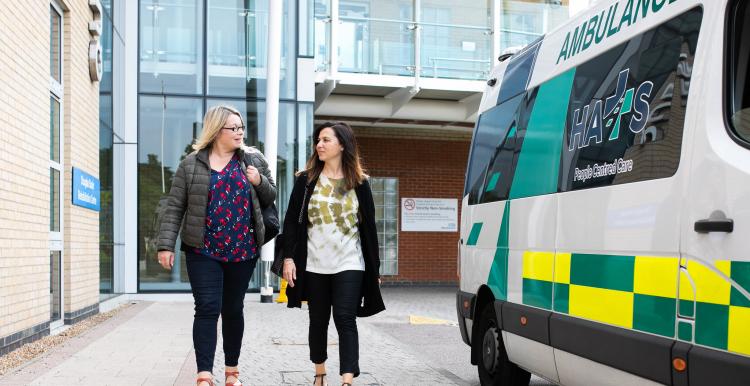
[401,198,458,232]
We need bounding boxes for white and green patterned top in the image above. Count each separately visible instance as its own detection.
[306,174,365,274]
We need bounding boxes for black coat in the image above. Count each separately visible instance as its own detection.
[281,172,385,317]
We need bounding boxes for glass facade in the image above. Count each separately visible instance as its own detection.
[315,0,489,79]
[129,0,579,291]
[499,0,569,50]
[140,0,204,94]
[138,96,203,290]
[206,0,296,98]
[313,0,331,71]
[137,0,312,290]
[420,0,491,79]
[299,0,314,57]
[314,0,573,80]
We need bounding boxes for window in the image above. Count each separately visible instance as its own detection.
[465,94,524,205]
[49,1,64,324]
[138,96,203,291]
[559,8,702,191]
[50,5,61,83]
[206,0,297,98]
[371,178,398,276]
[496,41,540,104]
[100,5,115,296]
[299,0,314,57]
[140,0,204,94]
[727,0,750,145]
[50,251,61,320]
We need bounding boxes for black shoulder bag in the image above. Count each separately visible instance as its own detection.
[271,182,309,277]
[242,154,279,245]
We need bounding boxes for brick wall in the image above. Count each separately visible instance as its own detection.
[0,0,99,347]
[62,0,100,318]
[356,128,471,285]
[0,0,59,340]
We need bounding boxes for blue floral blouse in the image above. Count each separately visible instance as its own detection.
[193,155,258,262]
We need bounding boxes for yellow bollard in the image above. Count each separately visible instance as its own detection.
[276,279,288,303]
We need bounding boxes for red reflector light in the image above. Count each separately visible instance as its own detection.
[673,358,687,372]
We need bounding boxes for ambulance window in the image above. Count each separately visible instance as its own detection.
[727,0,750,145]
[497,42,540,104]
[559,8,702,192]
[465,94,524,205]
[481,93,536,203]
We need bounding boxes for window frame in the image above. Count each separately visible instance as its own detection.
[464,93,524,205]
[724,0,750,150]
[559,7,703,193]
[49,0,65,327]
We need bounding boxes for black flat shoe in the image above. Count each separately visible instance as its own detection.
[313,373,327,386]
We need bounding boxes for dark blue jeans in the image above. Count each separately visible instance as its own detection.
[186,251,258,373]
[306,270,364,377]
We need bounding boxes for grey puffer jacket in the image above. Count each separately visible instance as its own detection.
[157,145,276,253]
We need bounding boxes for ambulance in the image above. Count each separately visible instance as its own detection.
[456,0,750,385]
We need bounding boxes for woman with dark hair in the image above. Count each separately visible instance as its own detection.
[281,121,385,386]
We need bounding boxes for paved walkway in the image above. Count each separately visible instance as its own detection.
[0,287,479,386]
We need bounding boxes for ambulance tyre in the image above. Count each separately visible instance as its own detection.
[476,304,530,386]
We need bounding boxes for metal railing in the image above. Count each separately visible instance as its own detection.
[315,14,493,80]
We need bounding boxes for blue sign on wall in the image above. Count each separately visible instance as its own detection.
[72,167,100,211]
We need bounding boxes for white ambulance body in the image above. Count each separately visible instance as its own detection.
[456,0,750,385]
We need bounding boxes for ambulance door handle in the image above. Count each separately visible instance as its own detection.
[459,238,464,245]
[694,218,733,233]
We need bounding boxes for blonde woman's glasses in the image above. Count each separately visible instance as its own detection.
[222,126,245,133]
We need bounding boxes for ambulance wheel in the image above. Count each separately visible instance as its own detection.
[476,304,531,386]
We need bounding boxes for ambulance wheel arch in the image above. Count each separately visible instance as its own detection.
[470,285,500,365]
[475,303,532,386]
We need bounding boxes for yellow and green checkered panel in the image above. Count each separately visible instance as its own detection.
[521,253,750,356]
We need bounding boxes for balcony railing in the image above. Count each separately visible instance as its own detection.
[311,0,575,83]
[315,15,494,81]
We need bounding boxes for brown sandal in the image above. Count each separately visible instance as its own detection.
[225,370,242,386]
[313,373,327,386]
[196,376,215,386]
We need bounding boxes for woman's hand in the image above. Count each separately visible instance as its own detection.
[245,165,261,186]
[283,258,297,287]
[157,251,174,270]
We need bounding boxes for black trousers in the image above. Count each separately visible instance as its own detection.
[306,270,364,377]
[186,251,257,373]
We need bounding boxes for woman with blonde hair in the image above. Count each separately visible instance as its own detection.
[281,121,385,386]
[156,105,276,386]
